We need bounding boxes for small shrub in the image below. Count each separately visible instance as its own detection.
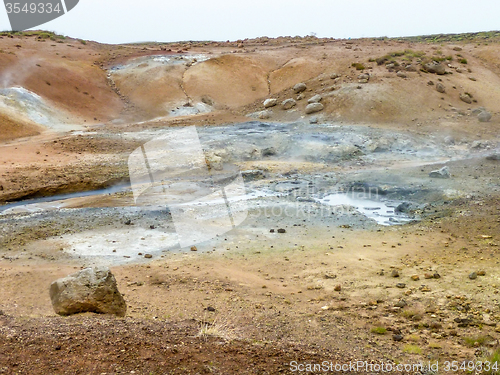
[78,39,87,45]
[371,326,387,335]
[446,55,453,61]
[351,62,365,70]
[459,58,468,64]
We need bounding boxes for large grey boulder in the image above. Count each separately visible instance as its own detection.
[429,166,450,179]
[305,103,324,114]
[282,98,297,110]
[293,83,307,94]
[49,267,126,317]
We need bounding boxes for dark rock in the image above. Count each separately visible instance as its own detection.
[396,283,406,289]
[392,334,404,342]
[277,229,286,234]
[144,254,153,259]
[391,270,400,278]
[469,272,477,280]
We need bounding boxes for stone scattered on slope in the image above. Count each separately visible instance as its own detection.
[49,267,127,317]
[305,103,324,114]
[423,62,446,75]
[293,83,307,94]
[460,93,472,104]
[436,83,446,93]
[308,94,322,104]
[263,98,277,108]
[429,166,450,179]
[282,98,297,110]
[478,111,492,122]
[258,110,272,120]
[396,71,407,78]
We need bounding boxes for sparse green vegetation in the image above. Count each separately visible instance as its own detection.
[401,309,423,321]
[463,335,488,347]
[370,326,387,335]
[459,58,468,64]
[78,39,87,45]
[403,345,422,354]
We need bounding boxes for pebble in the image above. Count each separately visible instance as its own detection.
[144,254,153,259]
[277,229,286,234]
[334,285,342,292]
[477,270,486,276]
[469,272,478,280]
[391,270,400,278]
[411,275,420,281]
[392,334,404,342]
[396,283,406,289]
[191,246,198,251]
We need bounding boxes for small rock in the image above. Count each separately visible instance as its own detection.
[190,246,198,251]
[391,270,400,278]
[411,275,420,281]
[205,306,216,312]
[309,116,318,124]
[433,273,441,279]
[394,300,407,308]
[424,273,434,279]
[269,229,275,233]
[460,93,472,104]
[429,166,450,179]
[444,136,455,145]
[397,71,407,78]
[281,98,297,110]
[392,334,404,342]
[477,270,486,276]
[124,220,132,225]
[423,62,446,75]
[495,325,500,333]
[308,94,322,104]
[469,272,478,280]
[396,283,406,289]
[257,110,271,119]
[334,284,342,292]
[405,64,417,72]
[436,83,446,93]
[330,73,340,79]
[293,83,307,94]
[305,103,324,114]
[478,111,492,122]
[144,254,153,259]
[277,229,286,234]
[263,98,277,108]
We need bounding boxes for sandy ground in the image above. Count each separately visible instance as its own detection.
[0,31,500,374]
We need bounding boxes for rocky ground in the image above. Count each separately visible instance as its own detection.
[0,31,500,374]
